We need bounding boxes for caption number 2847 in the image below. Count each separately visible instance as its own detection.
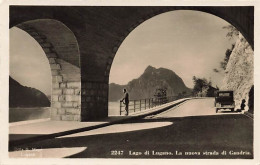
[111,150,124,155]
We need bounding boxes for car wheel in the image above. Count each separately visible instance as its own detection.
[231,108,234,112]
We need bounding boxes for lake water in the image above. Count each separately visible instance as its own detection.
[9,107,51,123]
[108,101,121,116]
[9,102,122,123]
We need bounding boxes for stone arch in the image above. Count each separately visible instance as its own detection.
[9,6,253,121]
[15,19,81,121]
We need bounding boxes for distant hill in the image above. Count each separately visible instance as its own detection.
[109,66,191,101]
[9,76,50,107]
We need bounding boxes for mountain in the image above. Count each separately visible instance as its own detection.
[109,66,191,101]
[9,76,51,107]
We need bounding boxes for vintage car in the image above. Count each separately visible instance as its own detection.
[214,90,235,113]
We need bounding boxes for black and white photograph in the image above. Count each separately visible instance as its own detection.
[0,1,259,164]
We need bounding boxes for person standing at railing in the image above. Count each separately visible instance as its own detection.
[120,88,129,116]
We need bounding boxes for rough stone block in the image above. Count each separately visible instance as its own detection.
[73,102,80,108]
[98,90,102,95]
[50,64,61,70]
[52,95,59,101]
[75,89,81,95]
[103,84,108,89]
[48,58,56,64]
[81,96,86,103]
[67,82,81,88]
[85,82,92,89]
[38,34,47,39]
[57,108,66,115]
[32,35,43,40]
[81,89,87,95]
[61,115,74,121]
[63,89,74,95]
[62,102,73,108]
[106,65,110,71]
[34,38,45,43]
[52,102,61,108]
[51,108,58,115]
[102,91,107,97]
[75,108,81,115]
[74,115,80,121]
[113,46,118,52]
[23,28,34,33]
[46,52,57,58]
[41,42,52,48]
[58,95,66,101]
[65,95,79,102]
[107,58,113,65]
[42,47,51,53]
[52,89,62,95]
[51,70,60,76]
[65,108,79,115]
[81,102,87,109]
[51,115,61,121]
[29,31,39,36]
[52,83,59,89]
[90,89,95,95]
[60,83,67,88]
[85,96,91,102]
[52,76,63,83]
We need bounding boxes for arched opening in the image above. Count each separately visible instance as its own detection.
[9,27,52,122]
[9,19,82,121]
[108,10,253,116]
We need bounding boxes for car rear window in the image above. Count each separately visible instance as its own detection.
[218,93,230,96]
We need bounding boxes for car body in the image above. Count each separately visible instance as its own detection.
[214,90,235,113]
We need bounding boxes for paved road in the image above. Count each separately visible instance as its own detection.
[9,98,253,159]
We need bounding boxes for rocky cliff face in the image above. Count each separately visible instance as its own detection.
[109,66,191,101]
[222,33,254,111]
[9,77,51,107]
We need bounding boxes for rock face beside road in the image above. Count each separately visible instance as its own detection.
[109,66,191,101]
[222,33,253,111]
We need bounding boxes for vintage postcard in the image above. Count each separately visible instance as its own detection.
[0,0,259,165]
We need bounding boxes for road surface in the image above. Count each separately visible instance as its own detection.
[9,98,253,159]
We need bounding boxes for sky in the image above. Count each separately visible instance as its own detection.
[10,27,52,96]
[109,10,236,88]
[9,10,236,96]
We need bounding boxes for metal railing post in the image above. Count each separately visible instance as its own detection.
[134,100,136,112]
[120,101,121,116]
[140,100,141,111]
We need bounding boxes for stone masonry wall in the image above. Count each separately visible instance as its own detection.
[51,81,81,121]
[81,81,108,121]
[222,33,254,111]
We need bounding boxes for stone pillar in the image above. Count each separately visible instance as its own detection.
[81,81,108,121]
[51,81,81,121]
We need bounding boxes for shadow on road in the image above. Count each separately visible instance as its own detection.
[9,114,253,159]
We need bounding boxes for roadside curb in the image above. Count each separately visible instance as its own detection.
[243,111,254,119]
[9,98,190,150]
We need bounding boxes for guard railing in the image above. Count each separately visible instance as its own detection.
[119,95,191,115]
